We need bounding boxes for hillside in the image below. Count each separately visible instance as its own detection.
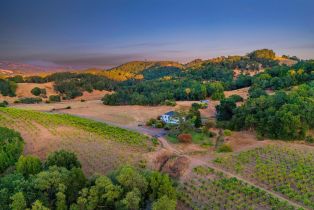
[93,61,184,81]
[0,49,306,107]
[0,60,76,75]
[0,107,151,175]
[0,50,313,210]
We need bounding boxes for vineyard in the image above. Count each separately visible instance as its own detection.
[214,145,314,209]
[0,107,148,145]
[0,107,151,175]
[178,165,296,210]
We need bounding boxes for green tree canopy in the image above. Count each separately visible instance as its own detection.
[16,155,42,177]
[45,150,81,170]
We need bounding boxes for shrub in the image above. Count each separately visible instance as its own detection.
[146,118,157,126]
[151,137,159,146]
[223,129,232,136]
[228,94,243,102]
[191,103,202,110]
[49,95,61,102]
[178,133,192,143]
[163,100,176,106]
[31,87,46,96]
[0,100,8,107]
[45,150,81,170]
[217,144,233,153]
[305,135,314,144]
[199,102,208,109]
[204,120,215,129]
[193,166,214,176]
[155,121,165,128]
[164,124,172,130]
[16,97,42,104]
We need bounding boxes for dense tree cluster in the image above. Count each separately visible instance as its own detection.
[0,128,177,210]
[0,79,17,96]
[8,75,24,83]
[2,50,309,107]
[216,98,237,121]
[248,49,276,60]
[101,49,282,105]
[247,49,278,67]
[101,61,183,81]
[249,60,314,93]
[102,78,225,105]
[226,83,314,140]
[142,66,182,80]
[49,95,61,102]
[15,97,43,104]
[11,72,117,99]
[0,127,24,172]
[50,73,116,99]
[45,150,81,170]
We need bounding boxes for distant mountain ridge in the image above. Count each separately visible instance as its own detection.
[0,61,76,76]
[1,49,298,78]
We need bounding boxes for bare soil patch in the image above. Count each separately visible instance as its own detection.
[224,87,249,100]
[0,82,57,103]
[12,100,176,126]
[73,90,113,101]
[16,82,57,98]
[223,131,270,152]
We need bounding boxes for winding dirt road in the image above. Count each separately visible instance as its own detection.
[38,110,308,209]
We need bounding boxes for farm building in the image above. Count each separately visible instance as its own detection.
[161,111,180,124]
[200,99,209,104]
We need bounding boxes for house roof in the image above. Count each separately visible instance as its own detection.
[164,111,175,116]
[200,100,209,103]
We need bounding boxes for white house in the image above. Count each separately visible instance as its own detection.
[200,99,209,104]
[161,111,180,124]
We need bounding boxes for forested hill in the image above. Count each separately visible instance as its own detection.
[1,49,309,104]
[90,61,184,81]
[83,49,298,82]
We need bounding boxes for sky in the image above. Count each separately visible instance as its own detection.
[0,0,314,68]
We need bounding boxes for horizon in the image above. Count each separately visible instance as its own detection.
[1,0,314,69]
